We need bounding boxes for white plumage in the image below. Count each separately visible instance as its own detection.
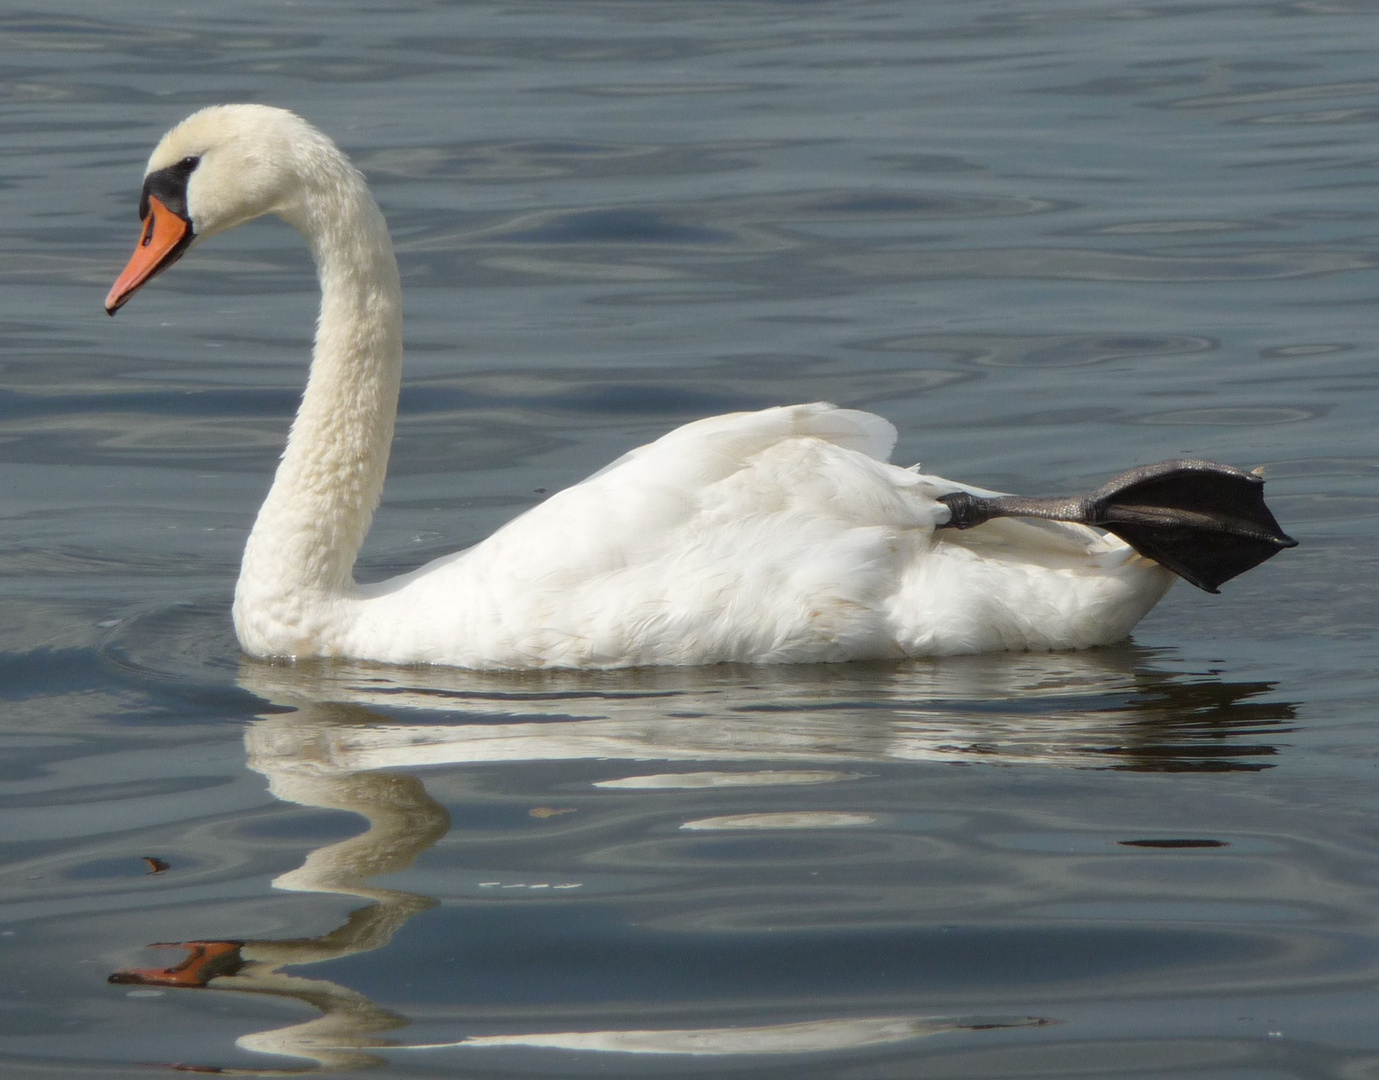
[346,404,1172,666]
[107,105,1175,669]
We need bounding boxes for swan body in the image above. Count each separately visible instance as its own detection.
[344,404,1175,666]
[107,105,1216,669]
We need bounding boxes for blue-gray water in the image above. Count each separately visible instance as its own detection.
[3,1,1377,1076]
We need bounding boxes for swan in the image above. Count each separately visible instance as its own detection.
[105,105,1294,669]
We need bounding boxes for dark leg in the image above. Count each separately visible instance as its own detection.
[936,459,1297,593]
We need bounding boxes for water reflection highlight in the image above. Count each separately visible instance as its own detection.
[101,641,1298,1071]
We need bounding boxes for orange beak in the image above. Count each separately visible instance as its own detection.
[107,940,246,988]
[104,194,193,314]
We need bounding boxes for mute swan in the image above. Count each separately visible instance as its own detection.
[105,105,1294,668]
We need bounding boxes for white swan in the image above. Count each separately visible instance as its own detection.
[105,105,1294,669]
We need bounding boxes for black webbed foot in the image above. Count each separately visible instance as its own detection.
[936,459,1297,593]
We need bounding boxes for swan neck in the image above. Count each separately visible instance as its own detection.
[235,154,402,650]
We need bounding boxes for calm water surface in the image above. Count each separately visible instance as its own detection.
[2,1,1378,1076]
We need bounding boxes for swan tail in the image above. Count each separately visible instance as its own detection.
[935,459,1297,593]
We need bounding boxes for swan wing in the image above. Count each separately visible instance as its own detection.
[350,403,1166,666]
[580,402,898,483]
[354,405,928,664]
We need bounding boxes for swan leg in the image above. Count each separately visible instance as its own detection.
[936,459,1297,593]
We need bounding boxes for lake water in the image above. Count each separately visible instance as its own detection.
[2,1,1378,1075]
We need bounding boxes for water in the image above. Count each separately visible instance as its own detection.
[2,1,1377,1075]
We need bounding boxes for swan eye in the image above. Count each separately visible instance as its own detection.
[138,155,202,224]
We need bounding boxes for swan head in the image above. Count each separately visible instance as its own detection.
[105,104,337,314]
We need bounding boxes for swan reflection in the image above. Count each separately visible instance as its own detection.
[111,698,448,1072]
[110,647,1294,1071]
[400,1013,1050,1056]
[235,645,1294,773]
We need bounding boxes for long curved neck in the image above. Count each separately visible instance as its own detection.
[234,153,403,652]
